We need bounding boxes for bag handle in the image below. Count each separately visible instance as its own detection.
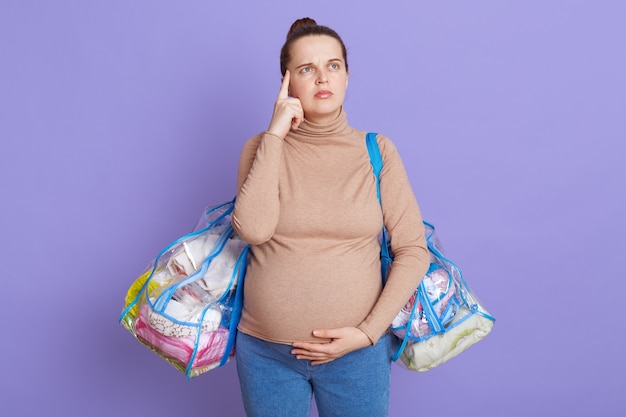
[365,133,455,355]
[365,133,393,282]
[365,132,409,360]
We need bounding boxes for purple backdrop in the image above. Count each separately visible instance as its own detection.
[1,1,625,416]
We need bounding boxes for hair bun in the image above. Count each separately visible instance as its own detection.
[286,17,318,40]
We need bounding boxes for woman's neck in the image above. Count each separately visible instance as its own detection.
[304,108,342,125]
[295,107,350,139]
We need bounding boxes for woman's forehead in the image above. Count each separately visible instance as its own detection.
[290,35,344,63]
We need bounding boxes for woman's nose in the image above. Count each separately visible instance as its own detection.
[316,70,328,84]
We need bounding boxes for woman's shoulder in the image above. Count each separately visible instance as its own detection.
[361,130,400,159]
[239,132,266,154]
[244,132,265,146]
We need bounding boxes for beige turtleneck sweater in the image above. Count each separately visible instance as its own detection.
[232,110,430,345]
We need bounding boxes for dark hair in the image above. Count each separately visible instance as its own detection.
[279,18,349,76]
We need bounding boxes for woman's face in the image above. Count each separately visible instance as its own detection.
[286,35,349,124]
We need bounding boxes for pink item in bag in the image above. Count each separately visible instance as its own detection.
[135,304,232,371]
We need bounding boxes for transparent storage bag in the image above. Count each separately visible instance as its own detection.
[387,222,495,372]
[119,199,249,379]
[366,132,495,372]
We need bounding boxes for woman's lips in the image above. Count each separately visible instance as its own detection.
[315,90,333,99]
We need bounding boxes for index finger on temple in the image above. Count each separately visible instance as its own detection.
[278,70,290,99]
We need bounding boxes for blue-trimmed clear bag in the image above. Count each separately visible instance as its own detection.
[119,199,249,379]
[366,132,495,372]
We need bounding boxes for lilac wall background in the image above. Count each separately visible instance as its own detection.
[1,1,624,416]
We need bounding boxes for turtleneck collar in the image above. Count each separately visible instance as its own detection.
[294,107,352,138]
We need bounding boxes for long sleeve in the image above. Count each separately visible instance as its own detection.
[231,133,284,245]
[356,135,430,344]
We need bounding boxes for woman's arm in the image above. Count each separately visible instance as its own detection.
[231,133,283,244]
[231,70,303,245]
[356,134,430,344]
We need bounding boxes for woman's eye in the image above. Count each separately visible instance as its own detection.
[300,67,312,73]
[329,63,339,70]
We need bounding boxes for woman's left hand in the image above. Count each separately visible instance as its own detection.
[291,327,372,365]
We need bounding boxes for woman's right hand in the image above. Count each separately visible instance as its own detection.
[266,70,304,139]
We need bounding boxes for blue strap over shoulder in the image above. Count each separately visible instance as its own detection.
[366,132,411,361]
[365,133,393,283]
[366,132,383,203]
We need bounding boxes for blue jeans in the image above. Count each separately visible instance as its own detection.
[235,331,395,417]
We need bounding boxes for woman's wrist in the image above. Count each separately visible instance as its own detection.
[264,130,284,141]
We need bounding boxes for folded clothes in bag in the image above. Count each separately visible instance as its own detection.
[119,199,249,379]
